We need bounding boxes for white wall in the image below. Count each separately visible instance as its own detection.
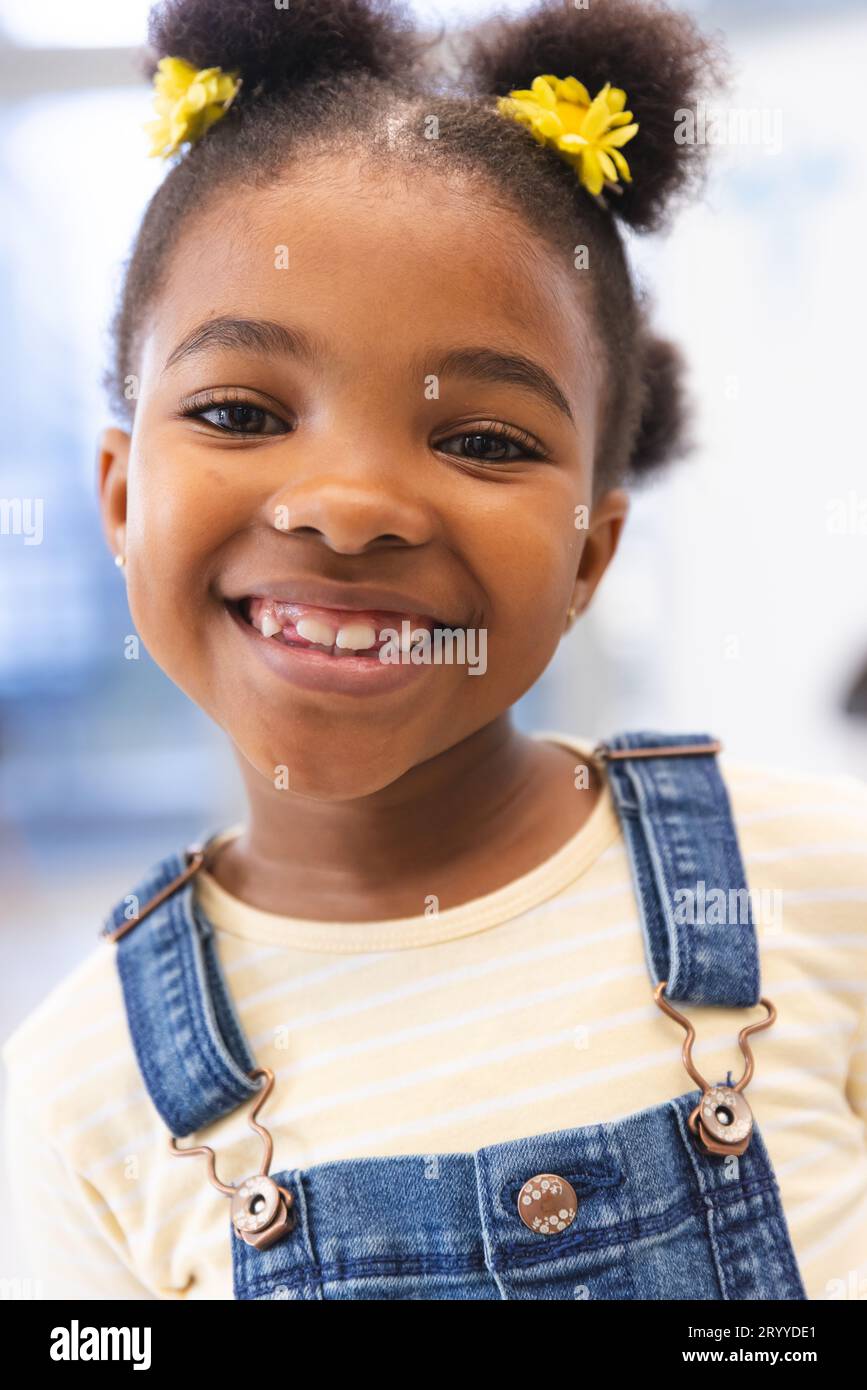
[532,8,867,779]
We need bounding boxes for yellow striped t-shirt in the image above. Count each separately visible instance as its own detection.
[3,731,867,1300]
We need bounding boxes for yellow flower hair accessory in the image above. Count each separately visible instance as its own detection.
[497,75,639,198]
[145,56,241,160]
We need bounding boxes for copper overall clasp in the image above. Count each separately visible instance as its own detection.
[168,1066,296,1249]
[653,981,776,1157]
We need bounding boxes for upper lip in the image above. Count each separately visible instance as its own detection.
[223,579,462,626]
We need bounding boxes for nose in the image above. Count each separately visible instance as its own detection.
[266,462,435,555]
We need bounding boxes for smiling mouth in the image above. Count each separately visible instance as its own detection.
[229,597,440,659]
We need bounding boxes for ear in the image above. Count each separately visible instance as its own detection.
[96,425,131,562]
[566,487,629,626]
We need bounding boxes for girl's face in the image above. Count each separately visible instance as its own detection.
[99,157,628,798]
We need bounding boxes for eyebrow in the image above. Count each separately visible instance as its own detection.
[161,319,575,425]
[162,317,319,375]
[429,347,575,424]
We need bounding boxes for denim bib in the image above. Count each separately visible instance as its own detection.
[101,732,807,1300]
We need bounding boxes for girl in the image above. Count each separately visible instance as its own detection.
[3,0,866,1302]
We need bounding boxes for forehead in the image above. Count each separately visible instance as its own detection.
[141,157,600,404]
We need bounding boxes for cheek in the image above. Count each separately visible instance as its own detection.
[453,485,585,712]
[481,490,582,637]
[123,441,231,675]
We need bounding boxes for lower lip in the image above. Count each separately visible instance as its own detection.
[227,605,435,697]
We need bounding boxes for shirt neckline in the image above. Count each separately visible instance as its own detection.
[193,731,622,952]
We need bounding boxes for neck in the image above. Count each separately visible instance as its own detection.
[209,716,598,920]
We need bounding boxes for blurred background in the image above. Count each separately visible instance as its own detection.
[1,0,865,1039]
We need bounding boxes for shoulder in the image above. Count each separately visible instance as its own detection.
[718,755,867,955]
[2,833,241,1148]
[2,931,149,1156]
[719,753,867,834]
[2,940,122,1078]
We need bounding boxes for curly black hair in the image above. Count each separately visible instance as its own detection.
[105,0,727,487]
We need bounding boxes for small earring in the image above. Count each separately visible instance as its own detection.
[114,553,126,569]
[566,604,577,623]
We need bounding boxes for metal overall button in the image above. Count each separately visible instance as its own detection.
[516,1173,579,1234]
[168,1066,297,1249]
[700,1085,753,1147]
[653,981,775,1158]
[230,1173,296,1251]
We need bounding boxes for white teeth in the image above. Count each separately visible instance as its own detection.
[295,616,338,647]
[260,613,283,638]
[335,622,378,651]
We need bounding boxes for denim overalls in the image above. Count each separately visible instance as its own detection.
[101,733,808,1300]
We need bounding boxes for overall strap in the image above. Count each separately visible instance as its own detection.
[99,842,262,1137]
[599,732,761,1008]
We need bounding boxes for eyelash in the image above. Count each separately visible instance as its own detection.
[178,393,548,463]
[178,389,291,436]
[433,421,547,464]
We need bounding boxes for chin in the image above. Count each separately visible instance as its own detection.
[236,731,412,802]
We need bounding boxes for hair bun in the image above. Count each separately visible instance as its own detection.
[144,0,418,93]
[468,0,726,231]
[629,334,692,476]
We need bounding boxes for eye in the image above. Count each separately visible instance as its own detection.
[179,391,292,437]
[435,424,546,465]
[200,403,287,436]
